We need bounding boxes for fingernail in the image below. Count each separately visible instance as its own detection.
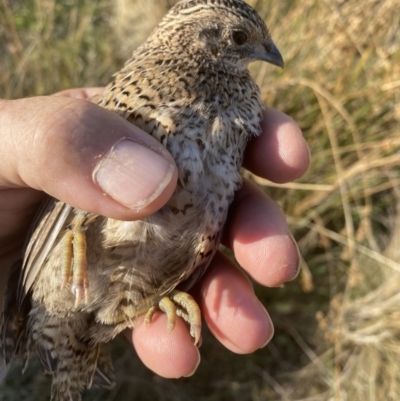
[303,138,312,176]
[288,233,302,281]
[259,302,275,349]
[183,348,201,378]
[94,139,175,209]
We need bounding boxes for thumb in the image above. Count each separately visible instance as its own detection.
[0,96,178,221]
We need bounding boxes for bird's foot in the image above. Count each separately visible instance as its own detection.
[61,228,89,307]
[145,290,201,345]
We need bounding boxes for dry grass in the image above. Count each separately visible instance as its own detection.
[250,1,400,399]
[1,0,399,400]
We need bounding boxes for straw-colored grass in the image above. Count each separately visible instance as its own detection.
[1,0,399,400]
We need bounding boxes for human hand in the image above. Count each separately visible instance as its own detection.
[0,88,309,378]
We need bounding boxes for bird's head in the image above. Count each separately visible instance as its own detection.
[156,0,283,70]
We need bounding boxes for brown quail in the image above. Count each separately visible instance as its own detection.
[1,0,284,400]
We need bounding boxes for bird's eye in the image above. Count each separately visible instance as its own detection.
[232,31,248,45]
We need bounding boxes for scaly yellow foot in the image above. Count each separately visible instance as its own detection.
[61,228,89,307]
[145,290,201,345]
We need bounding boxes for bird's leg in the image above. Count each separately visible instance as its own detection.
[61,228,90,307]
[144,290,201,345]
[61,231,74,288]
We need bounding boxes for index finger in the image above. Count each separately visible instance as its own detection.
[244,107,310,183]
[53,87,105,100]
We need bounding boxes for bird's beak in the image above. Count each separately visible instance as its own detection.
[251,39,284,68]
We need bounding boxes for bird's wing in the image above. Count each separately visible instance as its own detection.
[18,197,73,307]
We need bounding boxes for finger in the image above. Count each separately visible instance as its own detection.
[200,252,274,353]
[225,180,301,287]
[130,314,200,378]
[244,107,310,183]
[53,87,105,100]
[0,97,178,221]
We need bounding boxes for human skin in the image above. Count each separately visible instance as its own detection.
[0,88,310,378]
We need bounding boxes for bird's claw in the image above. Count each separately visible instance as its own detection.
[145,290,201,345]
